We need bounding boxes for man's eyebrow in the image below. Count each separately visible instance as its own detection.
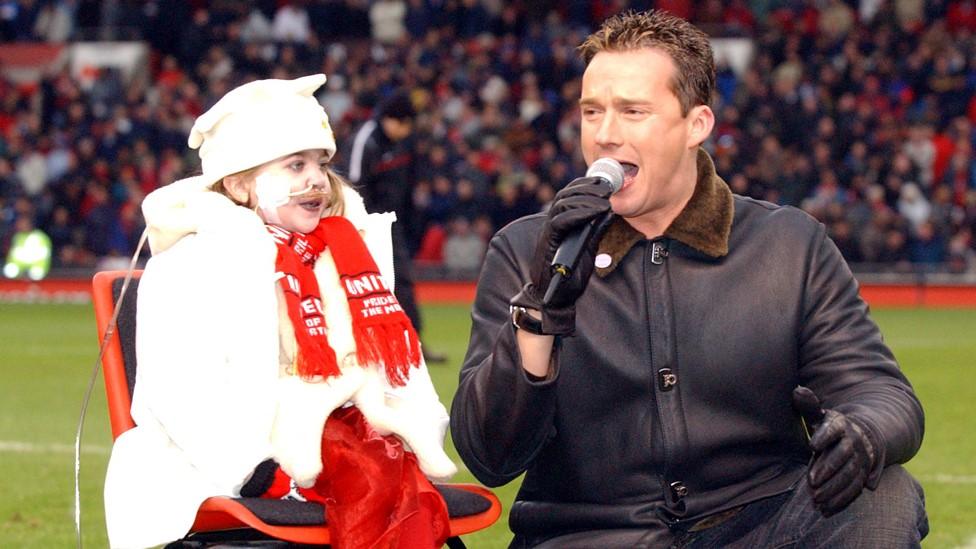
[578,97,653,107]
[614,97,653,108]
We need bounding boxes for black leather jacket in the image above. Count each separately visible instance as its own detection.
[451,150,924,544]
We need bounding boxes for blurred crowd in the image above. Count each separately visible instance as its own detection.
[2,0,976,277]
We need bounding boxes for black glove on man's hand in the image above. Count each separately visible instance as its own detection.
[792,386,878,517]
[510,177,614,335]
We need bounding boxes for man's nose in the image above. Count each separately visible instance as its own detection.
[594,111,621,149]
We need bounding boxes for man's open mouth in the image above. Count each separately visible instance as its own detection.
[620,162,639,179]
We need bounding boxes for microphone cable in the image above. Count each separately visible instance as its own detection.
[73,227,148,549]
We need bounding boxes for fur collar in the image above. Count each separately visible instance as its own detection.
[595,148,734,277]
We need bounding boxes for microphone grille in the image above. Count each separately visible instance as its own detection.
[586,158,625,193]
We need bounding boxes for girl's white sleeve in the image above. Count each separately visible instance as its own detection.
[132,206,280,494]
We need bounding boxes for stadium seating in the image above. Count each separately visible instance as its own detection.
[91,269,501,548]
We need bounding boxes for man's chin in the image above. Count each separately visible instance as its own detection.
[608,196,629,216]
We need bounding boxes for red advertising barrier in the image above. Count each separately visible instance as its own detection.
[3,278,976,308]
[858,284,976,308]
[0,278,92,303]
[420,282,976,307]
[415,281,478,304]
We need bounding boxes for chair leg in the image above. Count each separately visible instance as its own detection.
[445,536,467,549]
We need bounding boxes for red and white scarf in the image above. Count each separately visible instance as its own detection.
[267,216,421,386]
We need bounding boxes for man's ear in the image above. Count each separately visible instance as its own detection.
[686,105,715,149]
[221,175,251,205]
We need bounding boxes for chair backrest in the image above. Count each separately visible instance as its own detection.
[92,270,142,440]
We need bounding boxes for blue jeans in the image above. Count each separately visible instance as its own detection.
[527,466,927,548]
[674,465,927,548]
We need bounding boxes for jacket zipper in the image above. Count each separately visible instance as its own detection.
[645,240,671,471]
[646,239,689,515]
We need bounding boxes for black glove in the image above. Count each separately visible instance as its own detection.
[792,386,878,517]
[510,177,614,335]
[239,458,279,497]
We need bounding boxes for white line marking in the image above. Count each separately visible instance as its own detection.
[918,473,976,484]
[4,438,973,486]
[0,439,473,473]
[0,290,91,304]
[5,439,975,484]
[0,440,109,455]
[954,534,976,549]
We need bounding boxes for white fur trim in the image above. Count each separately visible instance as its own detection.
[271,376,345,487]
[141,176,270,256]
[339,185,396,289]
[106,205,280,548]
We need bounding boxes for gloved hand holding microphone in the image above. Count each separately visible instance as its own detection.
[510,158,624,336]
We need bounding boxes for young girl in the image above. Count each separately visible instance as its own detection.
[103,74,455,549]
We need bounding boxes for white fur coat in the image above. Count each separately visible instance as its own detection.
[103,177,454,549]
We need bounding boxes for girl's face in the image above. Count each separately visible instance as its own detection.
[253,149,331,234]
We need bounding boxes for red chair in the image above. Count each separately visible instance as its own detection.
[92,270,501,548]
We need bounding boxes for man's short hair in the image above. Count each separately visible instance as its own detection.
[578,10,715,116]
[378,90,417,121]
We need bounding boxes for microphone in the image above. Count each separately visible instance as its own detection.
[542,158,625,306]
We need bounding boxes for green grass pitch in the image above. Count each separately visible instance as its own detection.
[0,302,972,547]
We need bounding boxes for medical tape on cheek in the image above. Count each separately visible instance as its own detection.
[255,172,290,224]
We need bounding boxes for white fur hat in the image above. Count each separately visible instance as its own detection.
[188,74,337,185]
